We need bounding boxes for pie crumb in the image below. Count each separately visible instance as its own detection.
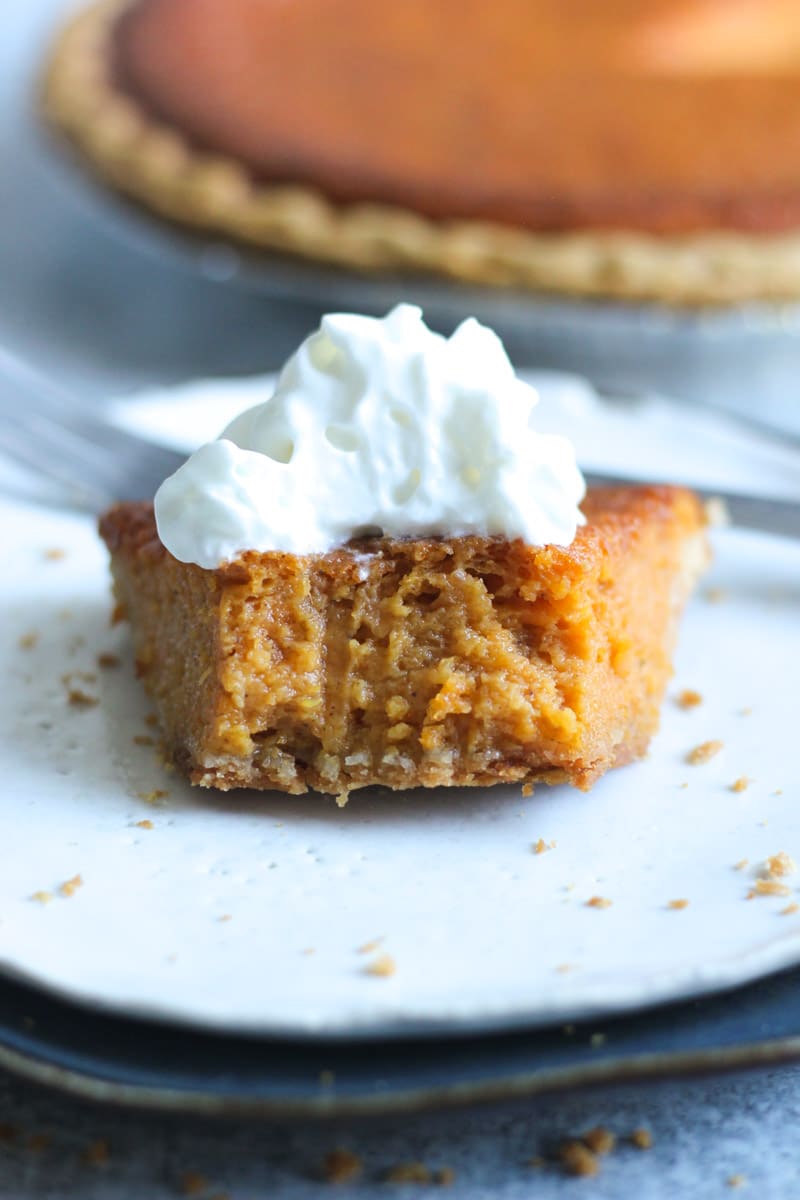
[434,1167,455,1186]
[82,1139,110,1166]
[532,838,551,855]
[357,938,383,954]
[748,879,792,898]
[59,874,83,898]
[179,1172,208,1196]
[559,1141,599,1177]
[135,819,154,830]
[97,653,120,669]
[386,1162,431,1184]
[364,954,396,978]
[323,1149,362,1184]
[727,1175,746,1189]
[133,734,155,746]
[30,891,53,905]
[687,740,723,765]
[667,899,689,910]
[764,852,796,879]
[521,782,534,797]
[586,896,612,909]
[781,903,799,916]
[630,1128,653,1150]
[677,689,703,709]
[137,789,169,805]
[734,859,749,871]
[705,587,727,604]
[730,777,750,793]
[18,632,38,650]
[582,1127,616,1156]
[43,547,66,561]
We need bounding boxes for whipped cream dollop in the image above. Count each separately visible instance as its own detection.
[154,305,586,567]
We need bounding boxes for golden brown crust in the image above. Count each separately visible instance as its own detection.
[100,486,708,798]
[40,0,800,305]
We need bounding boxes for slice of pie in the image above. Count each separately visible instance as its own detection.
[99,485,708,801]
[42,0,800,303]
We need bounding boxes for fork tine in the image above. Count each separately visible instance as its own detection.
[0,343,186,508]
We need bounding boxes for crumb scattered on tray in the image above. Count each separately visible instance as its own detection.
[667,899,689,910]
[385,1162,432,1184]
[18,632,38,650]
[133,734,155,746]
[781,904,799,916]
[522,782,534,797]
[559,1141,599,1177]
[676,689,703,709]
[82,1139,110,1166]
[629,1128,653,1150]
[218,914,232,923]
[686,740,723,765]
[748,879,792,899]
[26,1133,52,1153]
[323,1149,362,1184]
[582,1127,616,1156]
[60,875,83,898]
[705,587,727,604]
[727,1175,747,1189]
[135,819,154,830]
[532,838,555,854]
[734,859,749,871]
[145,713,159,728]
[730,777,751,793]
[97,652,120,669]
[43,547,65,561]
[764,852,796,879]
[586,896,612,909]
[364,954,396,978]
[555,963,576,974]
[30,891,53,905]
[179,1172,208,1196]
[739,707,753,717]
[433,1167,455,1186]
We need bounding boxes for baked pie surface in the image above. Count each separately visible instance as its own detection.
[42,0,800,303]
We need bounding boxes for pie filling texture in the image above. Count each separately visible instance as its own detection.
[100,486,708,801]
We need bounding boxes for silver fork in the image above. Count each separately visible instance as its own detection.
[0,344,798,538]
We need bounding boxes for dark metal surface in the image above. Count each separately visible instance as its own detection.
[2,966,800,1119]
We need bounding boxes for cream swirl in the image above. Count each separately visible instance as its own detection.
[154,304,586,566]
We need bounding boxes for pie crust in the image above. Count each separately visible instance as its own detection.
[41,0,800,305]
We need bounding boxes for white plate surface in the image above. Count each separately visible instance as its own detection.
[1,382,799,1037]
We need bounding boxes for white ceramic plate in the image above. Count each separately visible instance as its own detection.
[1,384,799,1038]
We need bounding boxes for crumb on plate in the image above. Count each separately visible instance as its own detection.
[676,688,703,709]
[630,1128,653,1150]
[364,954,396,978]
[586,896,612,909]
[60,874,83,897]
[667,899,689,910]
[686,740,724,765]
[764,852,796,879]
[730,777,750,793]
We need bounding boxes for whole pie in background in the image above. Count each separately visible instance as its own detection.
[41,0,800,304]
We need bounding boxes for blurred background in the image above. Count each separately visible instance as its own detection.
[3,0,800,434]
